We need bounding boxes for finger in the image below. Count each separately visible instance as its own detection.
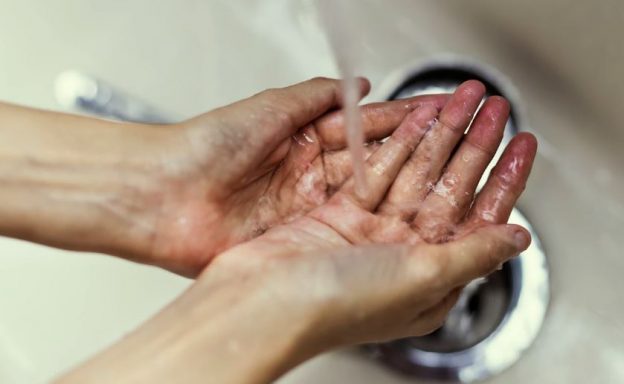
[214,76,370,146]
[276,131,380,201]
[323,143,381,190]
[467,133,538,225]
[339,105,439,211]
[285,129,381,177]
[429,224,530,286]
[280,94,450,184]
[379,81,486,216]
[412,97,510,240]
[314,94,450,150]
[265,93,450,170]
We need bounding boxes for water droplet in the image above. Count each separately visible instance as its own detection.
[302,131,315,143]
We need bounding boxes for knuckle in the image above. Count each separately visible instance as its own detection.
[438,116,464,134]
[310,76,332,83]
[466,139,497,158]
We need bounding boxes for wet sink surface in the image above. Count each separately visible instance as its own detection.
[0,1,622,383]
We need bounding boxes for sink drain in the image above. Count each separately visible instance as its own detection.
[408,264,512,354]
[367,59,550,383]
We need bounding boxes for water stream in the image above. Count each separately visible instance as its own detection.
[316,0,368,196]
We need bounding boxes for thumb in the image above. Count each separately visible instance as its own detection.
[435,224,531,285]
[218,77,370,146]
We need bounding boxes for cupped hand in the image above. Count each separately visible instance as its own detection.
[150,77,448,276]
[207,80,537,348]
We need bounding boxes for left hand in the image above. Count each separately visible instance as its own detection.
[147,77,448,276]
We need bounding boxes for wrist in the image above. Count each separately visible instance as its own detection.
[188,257,322,383]
[58,257,319,384]
[198,271,315,383]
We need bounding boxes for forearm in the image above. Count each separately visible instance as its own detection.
[55,261,317,384]
[0,102,181,261]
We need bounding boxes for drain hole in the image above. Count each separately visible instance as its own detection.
[467,292,480,315]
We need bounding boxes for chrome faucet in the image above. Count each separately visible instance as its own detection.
[54,70,173,124]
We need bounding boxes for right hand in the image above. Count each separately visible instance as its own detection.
[206,80,537,348]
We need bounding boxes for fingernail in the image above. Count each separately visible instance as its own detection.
[514,230,530,250]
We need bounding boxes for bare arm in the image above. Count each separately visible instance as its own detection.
[54,80,536,384]
[0,102,183,262]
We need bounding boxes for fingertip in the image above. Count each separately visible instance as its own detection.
[459,80,486,97]
[466,97,510,145]
[515,132,538,155]
[440,80,486,129]
[502,133,538,175]
[504,224,531,251]
[488,95,511,114]
[495,133,538,183]
[356,76,372,98]
[514,231,531,251]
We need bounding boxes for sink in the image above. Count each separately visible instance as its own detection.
[0,1,622,383]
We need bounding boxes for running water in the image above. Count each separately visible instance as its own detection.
[316,0,368,196]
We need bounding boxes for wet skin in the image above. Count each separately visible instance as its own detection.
[54,79,537,384]
[152,79,535,276]
[208,80,537,346]
[238,80,537,248]
[152,78,451,275]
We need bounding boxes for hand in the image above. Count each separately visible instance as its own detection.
[0,77,445,277]
[208,80,537,347]
[56,81,537,384]
[149,77,448,276]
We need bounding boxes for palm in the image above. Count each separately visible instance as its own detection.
[200,80,536,351]
[250,81,536,259]
[153,79,448,276]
